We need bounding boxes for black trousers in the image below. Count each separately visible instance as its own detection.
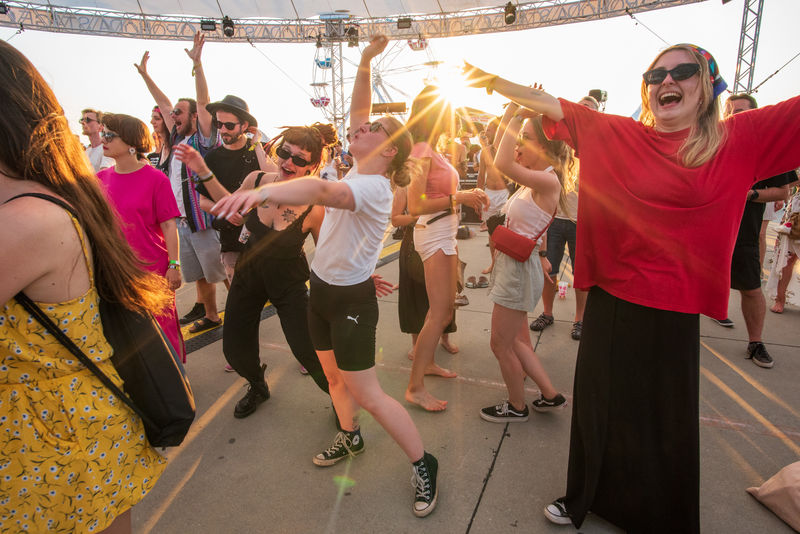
[222,252,329,394]
[565,286,700,533]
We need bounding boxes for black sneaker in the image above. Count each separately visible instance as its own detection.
[544,497,572,525]
[480,400,529,423]
[746,342,774,369]
[411,452,438,517]
[233,364,270,418]
[571,321,582,340]
[313,430,364,466]
[532,393,567,412]
[179,302,205,325]
[715,317,735,328]
[530,313,554,331]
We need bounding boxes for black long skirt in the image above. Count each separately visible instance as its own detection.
[565,286,700,534]
[397,226,456,334]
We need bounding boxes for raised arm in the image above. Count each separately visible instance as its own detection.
[464,63,564,122]
[185,32,213,139]
[134,51,175,132]
[350,34,388,131]
[495,103,560,195]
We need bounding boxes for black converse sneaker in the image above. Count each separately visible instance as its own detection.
[532,393,567,412]
[233,364,270,419]
[411,452,438,517]
[480,400,529,423]
[313,430,364,466]
[544,497,572,525]
[746,341,774,369]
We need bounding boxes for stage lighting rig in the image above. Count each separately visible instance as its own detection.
[504,2,516,25]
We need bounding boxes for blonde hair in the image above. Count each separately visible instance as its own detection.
[639,44,725,168]
[529,116,577,214]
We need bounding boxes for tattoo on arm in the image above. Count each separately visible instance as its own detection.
[281,208,297,223]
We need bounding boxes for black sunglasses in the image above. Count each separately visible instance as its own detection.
[79,117,97,124]
[275,145,312,167]
[365,121,391,137]
[214,120,241,131]
[642,63,700,85]
[100,131,119,141]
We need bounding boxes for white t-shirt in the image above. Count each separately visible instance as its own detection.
[169,137,189,217]
[320,160,338,182]
[85,144,113,173]
[311,172,393,286]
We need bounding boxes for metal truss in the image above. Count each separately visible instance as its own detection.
[0,0,704,43]
[732,0,764,94]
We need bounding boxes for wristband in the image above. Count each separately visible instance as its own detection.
[196,171,214,183]
[749,189,759,201]
[539,250,548,257]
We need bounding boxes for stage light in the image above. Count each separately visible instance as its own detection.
[200,20,216,31]
[346,26,359,47]
[0,3,8,15]
[222,16,235,38]
[504,2,516,25]
[397,17,412,29]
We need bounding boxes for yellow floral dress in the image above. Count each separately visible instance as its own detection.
[0,214,166,533]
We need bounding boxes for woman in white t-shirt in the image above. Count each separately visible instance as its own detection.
[210,35,440,519]
[479,103,569,424]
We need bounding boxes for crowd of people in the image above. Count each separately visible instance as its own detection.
[1,29,798,534]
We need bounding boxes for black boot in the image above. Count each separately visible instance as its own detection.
[411,451,438,517]
[234,364,270,418]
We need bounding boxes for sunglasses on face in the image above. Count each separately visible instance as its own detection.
[169,108,184,117]
[79,117,97,124]
[275,145,311,167]
[100,131,119,141]
[362,121,391,137]
[214,120,241,131]
[642,63,700,85]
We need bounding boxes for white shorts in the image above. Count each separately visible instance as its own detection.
[489,246,544,312]
[763,201,779,222]
[413,212,458,262]
[483,187,509,219]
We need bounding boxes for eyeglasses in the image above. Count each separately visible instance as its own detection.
[214,120,241,131]
[79,117,97,124]
[275,145,311,167]
[642,63,700,85]
[100,131,119,141]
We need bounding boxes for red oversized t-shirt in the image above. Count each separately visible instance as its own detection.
[543,96,800,319]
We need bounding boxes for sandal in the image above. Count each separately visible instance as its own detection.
[465,276,478,289]
[529,313,554,332]
[477,275,489,288]
[189,317,222,334]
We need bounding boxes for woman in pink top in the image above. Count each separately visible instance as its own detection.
[466,45,800,533]
[97,113,184,361]
[405,85,488,411]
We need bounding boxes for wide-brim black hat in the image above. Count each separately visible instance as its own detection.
[207,94,257,127]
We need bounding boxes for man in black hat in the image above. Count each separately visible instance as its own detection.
[201,95,264,290]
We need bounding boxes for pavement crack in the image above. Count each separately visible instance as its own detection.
[466,423,509,533]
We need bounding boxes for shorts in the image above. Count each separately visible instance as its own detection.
[220,251,240,284]
[308,271,378,371]
[730,245,761,291]
[763,201,778,222]
[413,212,458,261]
[178,219,227,284]
[489,246,544,312]
[546,218,577,276]
[483,187,509,219]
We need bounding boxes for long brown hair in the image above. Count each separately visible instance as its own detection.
[0,41,169,314]
[639,44,725,168]
[529,115,577,214]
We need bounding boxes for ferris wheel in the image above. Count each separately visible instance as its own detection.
[310,34,441,142]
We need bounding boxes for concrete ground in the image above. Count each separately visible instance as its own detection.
[133,223,799,534]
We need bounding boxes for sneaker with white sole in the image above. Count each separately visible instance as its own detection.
[746,341,774,369]
[715,317,734,328]
[411,452,438,517]
[544,497,572,525]
[532,393,567,412]
[480,400,529,423]
[313,430,364,466]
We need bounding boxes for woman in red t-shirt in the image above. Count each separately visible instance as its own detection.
[465,44,800,533]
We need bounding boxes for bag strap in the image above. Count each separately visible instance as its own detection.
[5,192,78,218]
[426,208,454,226]
[13,292,154,429]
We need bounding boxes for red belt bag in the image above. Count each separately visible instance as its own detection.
[491,210,555,262]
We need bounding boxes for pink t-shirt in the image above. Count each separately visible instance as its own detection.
[98,165,180,275]
[411,142,458,199]
[543,96,800,319]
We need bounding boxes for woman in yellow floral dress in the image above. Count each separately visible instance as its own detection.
[0,41,170,533]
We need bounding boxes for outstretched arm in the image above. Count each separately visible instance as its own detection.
[464,63,563,122]
[350,34,388,131]
[186,32,213,139]
[134,51,175,132]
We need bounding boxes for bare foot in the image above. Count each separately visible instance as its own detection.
[770,301,785,313]
[439,339,459,354]
[481,265,493,274]
[424,364,457,378]
[405,389,448,411]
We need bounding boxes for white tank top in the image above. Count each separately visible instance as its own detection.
[505,167,556,244]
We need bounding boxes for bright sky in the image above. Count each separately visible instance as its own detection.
[2,0,798,140]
